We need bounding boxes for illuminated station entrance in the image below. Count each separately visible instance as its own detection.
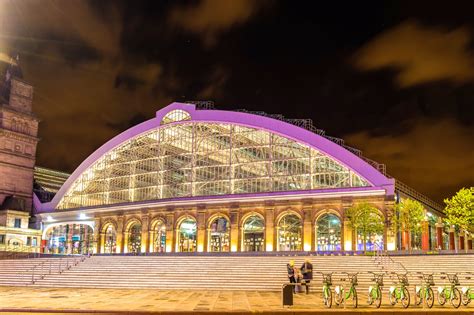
[38,103,448,253]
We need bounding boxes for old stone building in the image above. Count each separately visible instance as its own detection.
[0,59,41,252]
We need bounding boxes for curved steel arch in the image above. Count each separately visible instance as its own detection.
[41,102,394,211]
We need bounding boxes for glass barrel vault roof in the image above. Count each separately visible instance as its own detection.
[57,121,370,210]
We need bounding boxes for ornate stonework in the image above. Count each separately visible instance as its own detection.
[0,78,39,212]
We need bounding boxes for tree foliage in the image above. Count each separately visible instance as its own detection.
[444,187,474,233]
[393,198,425,251]
[346,203,384,251]
[394,199,425,233]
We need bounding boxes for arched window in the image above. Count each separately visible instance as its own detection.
[160,109,191,125]
[178,218,197,252]
[128,223,142,253]
[242,215,264,252]
[356,213,384,251]
[104,224,117,254]
[277,214,302,251]
[152,220,166,253]
[208,216,229,252]
[316,214,341,251]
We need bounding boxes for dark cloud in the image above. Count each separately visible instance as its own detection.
[345,119,474,203]
[354,20,474,87]
[0,1,472,205]
[168,0,270,46]
[0,1,171,170]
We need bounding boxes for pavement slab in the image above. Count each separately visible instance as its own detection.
[0,286,473,314]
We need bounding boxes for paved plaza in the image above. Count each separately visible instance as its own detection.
[0,287,473,314]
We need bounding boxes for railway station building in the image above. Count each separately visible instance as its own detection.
[33,102,451,255]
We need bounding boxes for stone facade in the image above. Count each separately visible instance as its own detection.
[0,78,39,212]
[74,194,393,254]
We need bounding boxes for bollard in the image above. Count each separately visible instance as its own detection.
[281,283,294,307]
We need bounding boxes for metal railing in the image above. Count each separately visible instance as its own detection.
[18,255,89,285]
[373,242,407,274]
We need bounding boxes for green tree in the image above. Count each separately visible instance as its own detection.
[346,203,384,252]
[444,187,474,234]
[393,199,425,252]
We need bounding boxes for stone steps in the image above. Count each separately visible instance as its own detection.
[0,254,473,291]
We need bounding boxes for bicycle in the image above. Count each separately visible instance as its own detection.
[317,272,333,308]
[414,272,435,308]
[367,272,384,308]
[334,272,358,308]
[388,272,410,308]
[437,272,461,308]
[461,272,474,306]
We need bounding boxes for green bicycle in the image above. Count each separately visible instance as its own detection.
[461,272,474,306]
[367,272,384,308]
[317,272,333,308]
[437,272,461,308]
[414,272,435,308]
[334,272,358,308]
[388,272,410,308]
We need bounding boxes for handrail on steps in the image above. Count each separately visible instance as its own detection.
[373,242,407,273]
[18,254,89,285]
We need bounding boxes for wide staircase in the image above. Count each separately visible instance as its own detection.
[0,254,473,291]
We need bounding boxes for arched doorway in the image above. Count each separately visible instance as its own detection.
[46,224,94,254]
[316,214,341,251]
[178,217,197,252]
[277,213,302,251]
[152,220,166,253]
[104,224,116,254]
[356,212,384,251]
[208,216,230,252]
[242,215,264,252]
[128,223,142,254]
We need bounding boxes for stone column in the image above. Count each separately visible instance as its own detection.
[230,209,239,252]
[197,209,206,252]
[93,217,101,254]
[401,230,409,251]
[435,222,444,250]
[343,219,352,251]
[384,200,396,251]
[449,227,455,251]
[99,233,105,253]
[141,214,150,253]
[166,213,174,252]
[265,205,275,252]
[123,232,130,253]
[116,216,124,254]
[421,220,430,251]
[149,230,155,253]
[302,205,312,252]
[459,231,465,251]
[342,199,354,251]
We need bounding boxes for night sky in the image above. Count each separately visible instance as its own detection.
[0,1,473,204]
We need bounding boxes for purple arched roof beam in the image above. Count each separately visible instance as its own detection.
[41,102,394,212]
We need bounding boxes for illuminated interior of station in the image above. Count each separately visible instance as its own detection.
[57,109,370,210]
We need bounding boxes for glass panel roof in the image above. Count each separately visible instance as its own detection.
[57,122,370,209]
